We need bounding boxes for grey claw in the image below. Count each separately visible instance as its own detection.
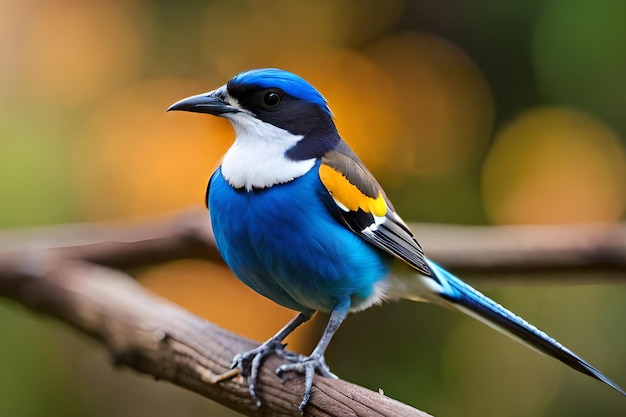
[230,340,287,405]
[275,354,336,411]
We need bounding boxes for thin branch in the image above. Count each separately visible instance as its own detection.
[0,209,222,269]
[415,222,626,281]
[1,208,625,281]
[0,253,430,417]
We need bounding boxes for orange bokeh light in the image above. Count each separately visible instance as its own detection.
[368,31,494,178]
[20,0,143,107]
[273,46,403,173]
[73,79,232,220]
[140,260,316,353]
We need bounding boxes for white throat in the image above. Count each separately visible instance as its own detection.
[221,113,316,190]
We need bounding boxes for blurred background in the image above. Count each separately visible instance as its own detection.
[1,0,626,416]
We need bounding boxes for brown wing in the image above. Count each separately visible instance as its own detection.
[319,149,431,276]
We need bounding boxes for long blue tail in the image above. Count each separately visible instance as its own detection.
[426,259,626,397]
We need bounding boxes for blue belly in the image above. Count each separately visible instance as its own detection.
[208,164,392,313]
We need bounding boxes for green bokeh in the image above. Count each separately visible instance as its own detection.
[0,116,77,228]
[534,0,626,134]
[0,303,85,417]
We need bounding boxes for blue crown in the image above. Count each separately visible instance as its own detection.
[230,68,332,116]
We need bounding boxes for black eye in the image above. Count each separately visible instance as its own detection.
[263,91,281,108]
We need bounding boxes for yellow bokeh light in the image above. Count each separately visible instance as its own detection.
[482,107,626,224]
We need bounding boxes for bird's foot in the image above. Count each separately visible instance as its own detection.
[231,339,301,406]
[276,353,338,412]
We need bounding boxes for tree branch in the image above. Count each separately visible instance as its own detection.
[0,253,430,417]
[2,208,625,279]
[414,222,626,281]
[0,209,222,270]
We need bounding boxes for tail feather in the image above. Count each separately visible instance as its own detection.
[426,259,626,397]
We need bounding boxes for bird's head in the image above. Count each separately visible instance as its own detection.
[169,68,342,189]
[169,68,339,154]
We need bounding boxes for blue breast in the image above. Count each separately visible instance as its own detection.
[208,163,392,313]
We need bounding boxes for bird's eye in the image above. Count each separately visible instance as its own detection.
[263,91,281,108]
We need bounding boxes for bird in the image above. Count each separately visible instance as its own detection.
[168,68,625,411]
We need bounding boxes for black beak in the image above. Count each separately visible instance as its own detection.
[167,90,237,115]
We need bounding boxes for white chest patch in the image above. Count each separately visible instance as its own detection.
[221,113,316,190]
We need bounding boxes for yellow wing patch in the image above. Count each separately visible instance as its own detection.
[319,164,387,217]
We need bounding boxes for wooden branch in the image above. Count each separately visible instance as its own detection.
[414,222,626,281]
[1,208,625,280]
[0,253,430,417]
[0,209,222,269]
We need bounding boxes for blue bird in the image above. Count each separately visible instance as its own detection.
[169,68,625,410]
